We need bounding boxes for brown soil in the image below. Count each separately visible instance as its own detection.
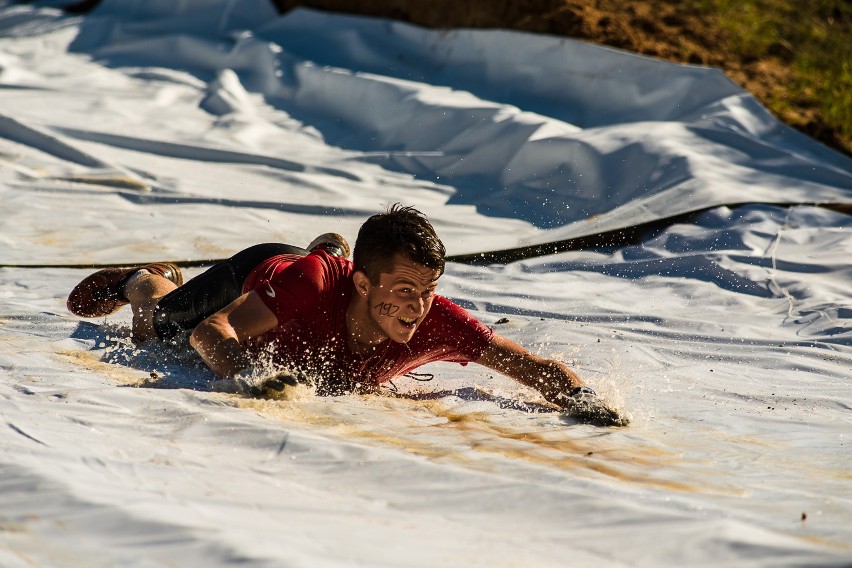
[273,0,850,157]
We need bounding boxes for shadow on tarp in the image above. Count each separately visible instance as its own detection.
[448,202,852,264]
[389,385,555,414]
[70,321,219,391]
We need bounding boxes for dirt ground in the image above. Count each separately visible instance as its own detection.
[273,0,849,157]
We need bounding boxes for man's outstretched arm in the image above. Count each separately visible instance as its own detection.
[475,333,584,406]
[189,291,278,377]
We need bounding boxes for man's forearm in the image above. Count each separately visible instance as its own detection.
[189,320,249,377]
[513,359,583,404]
[477,334,584,404]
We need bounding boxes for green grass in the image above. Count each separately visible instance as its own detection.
[688,0,851,151]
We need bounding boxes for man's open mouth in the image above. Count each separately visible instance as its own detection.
[398,316,417,328]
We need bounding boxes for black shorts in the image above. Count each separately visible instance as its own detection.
[152,243,307,340]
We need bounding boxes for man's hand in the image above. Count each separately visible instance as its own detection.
[553,386,630,427]
[232,370,309,398]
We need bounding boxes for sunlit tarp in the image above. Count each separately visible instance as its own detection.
[1,0,850,264]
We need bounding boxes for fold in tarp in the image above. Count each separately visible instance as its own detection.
[1,0,849,265]
[68,2,851,247]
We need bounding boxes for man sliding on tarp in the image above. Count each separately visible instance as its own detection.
[67,204,627,426]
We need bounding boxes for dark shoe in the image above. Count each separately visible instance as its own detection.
[307,233,350,259]
[67,262,183,318]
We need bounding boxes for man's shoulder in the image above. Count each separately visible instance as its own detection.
[259,251,353,300]
[256,251,354,322]
[282,250,353,280]
[306,249,353,268]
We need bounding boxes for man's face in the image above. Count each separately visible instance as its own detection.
[365,254,440,343]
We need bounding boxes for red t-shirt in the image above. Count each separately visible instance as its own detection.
[243,250,494,391]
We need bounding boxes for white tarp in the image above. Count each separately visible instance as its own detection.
[2,0,850,264]
[1,1,850,567]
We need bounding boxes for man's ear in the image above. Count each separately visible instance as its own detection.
[352,270,371,297]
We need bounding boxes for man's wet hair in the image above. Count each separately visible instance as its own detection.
[354,204,446,283]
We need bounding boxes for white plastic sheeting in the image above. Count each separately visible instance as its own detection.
[2,0,850,264]
[1,2,851,567]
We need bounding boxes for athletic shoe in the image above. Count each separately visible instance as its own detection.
[67,262,183,318]
[307,233,350,259]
